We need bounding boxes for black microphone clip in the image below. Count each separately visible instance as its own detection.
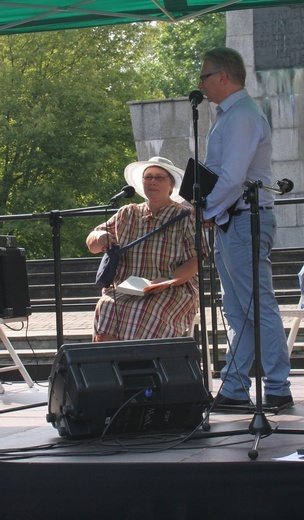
[189,90,204,108]
[276,178,294,195]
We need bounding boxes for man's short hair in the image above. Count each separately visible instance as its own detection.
[202,47,246,87]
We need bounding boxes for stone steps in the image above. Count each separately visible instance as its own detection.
[1,310,303,368]
[1,247,303,380]
[25,247,304,312]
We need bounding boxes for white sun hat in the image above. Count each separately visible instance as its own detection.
[124,156,185,203]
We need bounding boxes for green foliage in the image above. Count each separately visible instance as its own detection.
[0,16,225,259]
[136,14,226,98]
[0,29,140,256]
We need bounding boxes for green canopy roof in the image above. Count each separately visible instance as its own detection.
[0,0,302,35]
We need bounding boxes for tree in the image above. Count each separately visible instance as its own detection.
[0,15,225,259]
[136,14,226,98]
[0,29,146,257]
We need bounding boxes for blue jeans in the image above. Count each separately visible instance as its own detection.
[214,209,291,399]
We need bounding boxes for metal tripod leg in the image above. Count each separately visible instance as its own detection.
[0,319,34,393]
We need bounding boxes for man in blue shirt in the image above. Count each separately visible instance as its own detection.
[198,47,292,408]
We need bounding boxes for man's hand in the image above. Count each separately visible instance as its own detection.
[203,218,215,228]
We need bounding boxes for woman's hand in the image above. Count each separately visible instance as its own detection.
[86,230,116,254]
[147,256,199,294]
[147,277,174,294]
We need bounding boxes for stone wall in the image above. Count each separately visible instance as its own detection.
[226,9,304,248]
[128,8,304,248]
[127,96,213,172]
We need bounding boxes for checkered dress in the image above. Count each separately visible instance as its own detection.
[93,202,207,340]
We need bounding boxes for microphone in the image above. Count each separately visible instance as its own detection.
[276,178,294,195]
[245,178,294,195]
[109,185,135,205]
[189,90,204,108]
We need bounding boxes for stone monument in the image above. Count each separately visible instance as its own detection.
[126,95,213,172]
[226,7,304,247]
[128,7,304,247]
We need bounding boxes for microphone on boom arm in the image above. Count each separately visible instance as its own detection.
[245,178,294,196]
[262,178,294,195]
[243,178,294,208]
[109,185,135,206]
[189,90,204,108]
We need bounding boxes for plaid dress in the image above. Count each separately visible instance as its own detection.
[93,202,207,340]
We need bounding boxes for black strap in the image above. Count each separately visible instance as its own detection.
[119,209,190,255]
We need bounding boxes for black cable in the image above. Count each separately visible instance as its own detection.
[0,409,280,462]
[0,401,47,414]
[101,387,148,437]
[209,291,256,409]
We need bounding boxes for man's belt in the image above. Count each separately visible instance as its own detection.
[234,207,273,216]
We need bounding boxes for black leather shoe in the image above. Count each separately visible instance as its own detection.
[263,394,294,408]
[216,393,250,406]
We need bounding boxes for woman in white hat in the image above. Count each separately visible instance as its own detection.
[86,156,208,342]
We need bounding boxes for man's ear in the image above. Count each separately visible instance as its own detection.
[218,70,229,84]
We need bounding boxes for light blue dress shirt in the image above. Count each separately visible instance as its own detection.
[204,88,291,399]
[204,88,275,226]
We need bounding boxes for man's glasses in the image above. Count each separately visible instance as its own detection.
[199,71,221,82]
[143,175,169,182]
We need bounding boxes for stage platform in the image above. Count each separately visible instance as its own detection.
[1,376,304,520]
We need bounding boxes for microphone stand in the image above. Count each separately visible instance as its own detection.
[207,227,220,374]
[0,205,117,350]
[190,99,212,401]
[194,179,304,459]
[48,204,118,349]
[243,179,304,458]
[242,181,273,459]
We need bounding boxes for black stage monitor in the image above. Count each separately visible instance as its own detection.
[46,337,209,439]
[0,236,31,319]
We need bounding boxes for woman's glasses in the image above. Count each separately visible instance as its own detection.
[143,175,169,182]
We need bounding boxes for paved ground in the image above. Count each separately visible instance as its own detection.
[2,311,94,340]
[1,303,302,343]
[2,306,227,341]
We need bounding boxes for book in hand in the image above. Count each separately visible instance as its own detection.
[116,276,176,296]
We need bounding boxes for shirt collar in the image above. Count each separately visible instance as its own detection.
[218,87,248,113]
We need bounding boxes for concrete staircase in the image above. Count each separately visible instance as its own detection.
[1,247,304,380]
[26,257,102,312]
[26,247,304,312]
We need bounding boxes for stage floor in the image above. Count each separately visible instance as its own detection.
[1,375,304,463]
[1,377,304,519]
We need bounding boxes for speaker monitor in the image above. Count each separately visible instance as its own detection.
[0,240,31,319]
[47,337,210,439]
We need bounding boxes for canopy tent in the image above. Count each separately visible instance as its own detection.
[0,0,303,35]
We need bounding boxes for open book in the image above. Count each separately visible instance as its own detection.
[117,276,176,296]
